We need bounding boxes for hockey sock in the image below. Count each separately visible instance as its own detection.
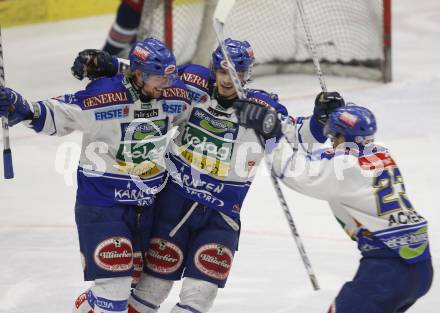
[103,2,141,56]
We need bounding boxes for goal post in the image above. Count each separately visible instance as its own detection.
[138,0,392,82]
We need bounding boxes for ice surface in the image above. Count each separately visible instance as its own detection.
[1,1,439,312]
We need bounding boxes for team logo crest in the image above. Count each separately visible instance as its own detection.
[93,237,133,272]
[194,243,233,280]
[165,64,176,75]
[146,238,183,274]
[220,60,229,69]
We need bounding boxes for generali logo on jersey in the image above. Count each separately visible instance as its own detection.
[93,237,133,272]
[181,72,209,91]
[83,92,129,108]
[162,87,190,101]
[248,97,270,108]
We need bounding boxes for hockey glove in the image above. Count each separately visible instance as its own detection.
[0,87,33,126]
[313,91,345,126]
[71,49,118,80]
[233,99,281,140]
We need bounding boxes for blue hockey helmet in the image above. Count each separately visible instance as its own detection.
[324,105,377,144]
[212,38,255,77]
[129,38,176,77]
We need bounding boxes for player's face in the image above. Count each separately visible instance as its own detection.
[216,68,246,99]
[143,74,172,98]
[134,70,171,98]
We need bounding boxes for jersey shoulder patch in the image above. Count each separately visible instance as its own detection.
[178,63,214,94]
[358,147,396,170]
[161,78,192,114]
[66,74,132,110]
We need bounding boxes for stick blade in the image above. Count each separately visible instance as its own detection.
[3,148,14,179]
[213,0,237,25]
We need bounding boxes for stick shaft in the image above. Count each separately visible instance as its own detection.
[0,26,14,179]
[296,0,327,92]
[213,0,319,290]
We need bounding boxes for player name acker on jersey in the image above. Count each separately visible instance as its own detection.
[165,64,327,218]
[273,141,431,264]
[24,74,190,208]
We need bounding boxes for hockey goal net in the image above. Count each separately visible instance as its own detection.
[137,0,391,82]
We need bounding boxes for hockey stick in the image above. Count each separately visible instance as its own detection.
[296,0,327,92]
[0,26,14,179]
[213,0,319,291]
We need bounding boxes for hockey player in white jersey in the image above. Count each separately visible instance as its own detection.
[70,40,345,313]
[0,38,191,313]
[240,104,433,313]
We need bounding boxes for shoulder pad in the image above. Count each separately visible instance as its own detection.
[71,74,132,110]
[358,147,396,171]
[161,78,191,114]
[161,78,191,102]
[246,89,288,116]
[178,63,214,94]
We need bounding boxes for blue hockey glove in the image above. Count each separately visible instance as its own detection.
[233,99,281,140]
[0,87,32,126]
[314,91,345,126]
[71,49,118,80]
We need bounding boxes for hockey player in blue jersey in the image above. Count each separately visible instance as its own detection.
[71,39,344,313]
[0,38,191,313]
[241,104,434,312]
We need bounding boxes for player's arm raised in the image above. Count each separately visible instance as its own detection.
[234,91,345,146]
[0,86,96,136]
[71,49,125,80]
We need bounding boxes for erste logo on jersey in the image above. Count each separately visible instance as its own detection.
[194,243,233,280]
[132,46,150,61]
[95,105,129,121]
[93,237,133,272]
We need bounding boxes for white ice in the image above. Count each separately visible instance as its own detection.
[1,0,439,312]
